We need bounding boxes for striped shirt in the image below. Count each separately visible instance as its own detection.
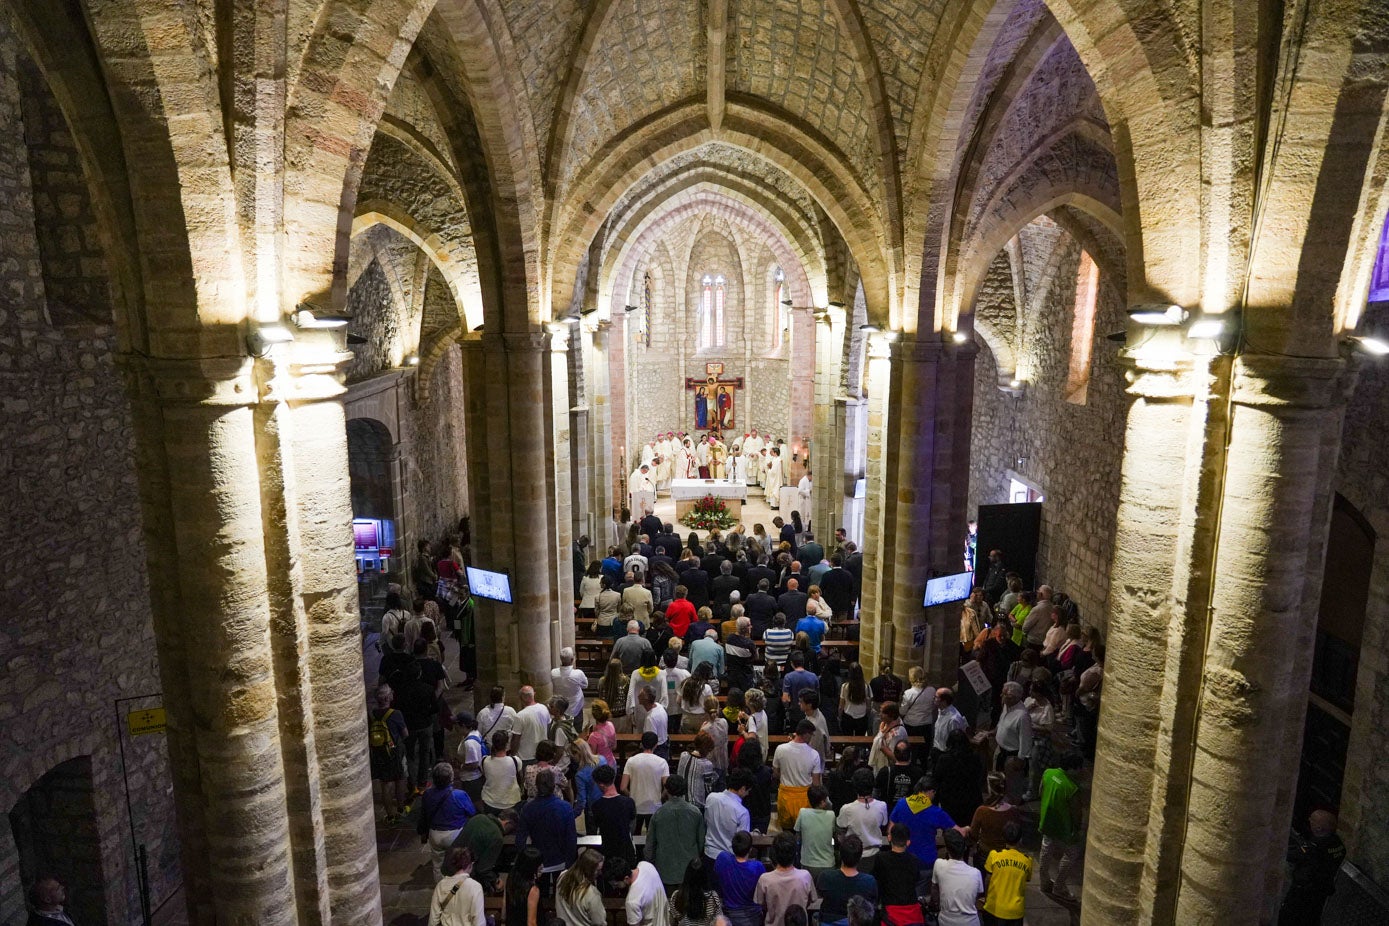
[763,627,794,665]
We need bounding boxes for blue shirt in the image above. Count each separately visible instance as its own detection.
[575,758,608,813]
[782,668,819,703]
[715,850,768,911]
[890,795,956,867]
[690,636,725,676]
[517,794,579,869]
[421,786,476,831]
[795,616,828,652]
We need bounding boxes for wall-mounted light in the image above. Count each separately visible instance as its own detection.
[1128,304,1187,326]
[624,304,640,313]
[1347,335,1389,356]
[859,324,880,334]
[1009,377,1023,389]
[1185,316,1227,340]
[293,308,349,329]
[781,299,794,307]
[405,353,421,366]
[951,331,968,344]
[247,322,293,358]
[828,300,846,308]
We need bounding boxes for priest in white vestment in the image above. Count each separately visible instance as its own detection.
[629,463,656,517]
[743,431,764,486]
[695,436,711,478]
[764,447,785,507]
[677,439,698,479]
[798,471,813,531]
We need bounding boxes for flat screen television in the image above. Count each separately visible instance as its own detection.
[923,571,973,608]
[465,565,513,604]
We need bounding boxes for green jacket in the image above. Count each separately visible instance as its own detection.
[646,796,707,885]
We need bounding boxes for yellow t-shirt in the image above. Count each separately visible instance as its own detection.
[983,847,1033,919]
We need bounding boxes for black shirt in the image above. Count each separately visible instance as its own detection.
[817,870,878,921]
[874,850,924,905]
[819,568,856,613]
[876,763,923,805]
[682,569,711,609]
[870,673,905,706]
[592,793,637,863]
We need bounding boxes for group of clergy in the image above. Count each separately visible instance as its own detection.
[630,428,795,510]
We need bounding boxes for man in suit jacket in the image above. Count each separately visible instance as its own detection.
[655,524,683,560]
[640,512,663,543]
[744,579,779,637]
[711,560,742,611]
[700,548,727,578]
[844,543,864,605]
[744,557,778,597]
[682,566,711,610]
[777,578,809,624]
[778,561,807,596]
[819,554,856,620]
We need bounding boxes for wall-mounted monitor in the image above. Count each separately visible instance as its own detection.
[466,565,513,604]
[924,571,973,608]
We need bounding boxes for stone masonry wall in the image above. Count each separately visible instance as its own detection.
[966,226,1128,627]
[0,29,178,925]
[409,343,470,544]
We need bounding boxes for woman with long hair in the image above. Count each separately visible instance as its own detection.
[567,736,605,827]
[675,730,717,808]
[793,631,819,674]
[790,509,804,545]
[870,702,906,771]
[699,695,729,772]
[504,847,542,926]
[597,658,629,731]
[650,561,679,609]
[737,739,774,833]
[968,772,1020,867]
[555,849,607,926]
[679,664,715,733]
[578,561,603,620]
[586,699,617,767]
[751,523,772,556]
[668,857,723,926]
[838,662,871,735]
[686,531,705,558]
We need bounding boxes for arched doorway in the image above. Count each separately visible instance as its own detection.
[347,417,398,620]
[1295,493,1373,822]
[7,757,108,926]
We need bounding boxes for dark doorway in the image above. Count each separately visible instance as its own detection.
[1295,494,1373,824]
[8,756,109,926]
[347,417,398,618]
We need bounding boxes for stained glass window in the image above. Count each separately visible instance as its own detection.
[698,274,726,349]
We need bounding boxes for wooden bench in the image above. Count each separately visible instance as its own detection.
[610,731,924,763]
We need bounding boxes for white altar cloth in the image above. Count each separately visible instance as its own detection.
[670,479,748,502]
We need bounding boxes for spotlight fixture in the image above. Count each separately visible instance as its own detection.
[781,299,794,306]
[828,300,846,308]
[1128,304,1187,326]
[347,333,368,346]
[859,324,880,334]
[293,308,349,329]
[1009,378,1023,389]
[247,322,294,358]
[1185,317,1227,340]
[1105,330,1128,344]
[405,353,421,366]
[951,331,968,344]
[1349,335,1389,356]
[624,304,640,313]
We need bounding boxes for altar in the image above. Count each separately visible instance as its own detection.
[671,479,748,519]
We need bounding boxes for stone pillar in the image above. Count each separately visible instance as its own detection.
[1174,354,1347,923]
[588,320,614,529]
[549,325,576,651]
[608,313,630,507]
[811,307,846,537]
[458,337,498,686]
[504,332,558,697]
[568,319,593,556]
[838,396,868,544]
[885,336,975,682]
[856,334,895,668]
[123,342,379,926]
[789,306,817,456]
[480,334,520,686]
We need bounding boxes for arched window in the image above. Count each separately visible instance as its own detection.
[772,267,787,350]
[1066,250,1100,404]
[698,274,726,349]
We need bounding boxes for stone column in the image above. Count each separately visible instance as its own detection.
[480,334,520,685]
[458,337,498,687]
[549,325,576,651]
[588,320,614,529]
[123,342,379,926]
[856,333,895,668]
[789,306,817,456]
[885,336,975,682]
[568,318,593,554]
[1175,354,1347,923]
[504,332,557,698]
[1084,341,1223,925]
[811,307,845,537]
[608,313,629,507]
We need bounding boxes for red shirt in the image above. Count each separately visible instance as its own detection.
[666,599,696,638]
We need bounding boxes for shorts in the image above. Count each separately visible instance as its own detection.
[370,748,405,781]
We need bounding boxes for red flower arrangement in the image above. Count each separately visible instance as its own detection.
[680,494,737,531]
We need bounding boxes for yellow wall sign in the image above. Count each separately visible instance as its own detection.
[127,708,167,736]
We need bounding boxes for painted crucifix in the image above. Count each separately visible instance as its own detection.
[686,361,743,431]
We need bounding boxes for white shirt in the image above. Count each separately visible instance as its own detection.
[624,860,669,926]
[515,702,551,761]
[428,871,486,926]
[932,858,984,926]
[901,686,935,727]
[749,709,770,755]
[457,732,484,781]
[550,666,589,717]
[772,740,823,787]
[836,797,889,855]
[476,704,517,743]
[627,667,668,711]
[664,667,690,715]
[704,788,751,857]
[803,710,832,762]
[644,702,669,745]
[624,752,669,815]
[995,702,1033,758]
[933,704,968,752]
